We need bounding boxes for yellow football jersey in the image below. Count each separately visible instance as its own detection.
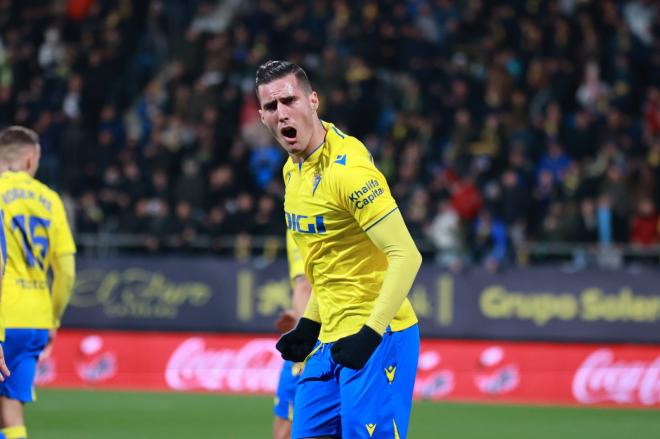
[286,229,305,286]
[0,210,6,275]
[0,209,6,340]
[283,121,417,342]
[0,171,76,329]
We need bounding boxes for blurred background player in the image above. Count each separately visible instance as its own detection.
[257,61,422,439]
[0,126,76,439]
[0,204,11,414]
[272,230,311,439]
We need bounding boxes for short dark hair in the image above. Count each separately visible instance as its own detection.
[255,60,312,95]
[0,125,39,162]
[0,125,39,148]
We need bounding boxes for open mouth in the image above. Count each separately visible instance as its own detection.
[281,127,297,141]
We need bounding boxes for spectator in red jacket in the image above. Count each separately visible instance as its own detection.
[630,198,659,246]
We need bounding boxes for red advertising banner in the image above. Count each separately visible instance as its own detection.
[36,330,660,408]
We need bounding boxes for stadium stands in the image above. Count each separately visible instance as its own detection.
[0,0,658,267]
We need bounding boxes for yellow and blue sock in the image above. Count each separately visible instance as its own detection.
[2,425,27,439]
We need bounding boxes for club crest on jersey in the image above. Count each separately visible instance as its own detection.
[285,211,326,234]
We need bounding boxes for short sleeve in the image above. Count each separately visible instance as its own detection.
[331,156,398,230]
[51,194,77,256]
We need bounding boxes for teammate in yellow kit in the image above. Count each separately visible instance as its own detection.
[256,61,422,438]
[0,126,76,439]
[0,204,12,398]
[272,231,311,439]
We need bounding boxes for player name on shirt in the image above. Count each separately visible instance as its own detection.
[2,188,52,212]
[347,178,385,210]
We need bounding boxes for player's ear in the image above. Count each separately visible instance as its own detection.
[25,155,34,176]
[310,91,319,112]
[27,144,40,176]
[255,89,265,125]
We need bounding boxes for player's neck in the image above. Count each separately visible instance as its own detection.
[3,157,32,175]
[2,166,28,175]
[294,119,327,163]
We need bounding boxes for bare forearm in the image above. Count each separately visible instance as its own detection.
[292,275,312,318]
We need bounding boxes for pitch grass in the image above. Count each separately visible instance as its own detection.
[26,389,659,439]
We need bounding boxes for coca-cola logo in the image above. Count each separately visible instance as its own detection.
[165,338,283,392]
[474,346,520,395]
[572,349,660,405]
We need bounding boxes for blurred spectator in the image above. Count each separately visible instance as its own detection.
[62,75,83,120]
[623,0,657,45]
[207,165,237,209]
[537,142,572,184]
[564,109,597,160]
[174,158,205,209]
[426,198,463,271]
[249,143,284,190]
[121,162,147,208]
[225,192,255,235]
[75,191,103,234]
[171,200,202,250]
[403,187,430,239]
[576,62,610,113]
[98,165,128,222]
[643,87,660,138]
[597,195,614,246]
[575,198,599,243]
[38,27,65,72]
[499,170,530,226]
[540,202,577,243]
[252,195,283,236]
[600,164,631,241]
[630,198,660,246]
[450,177,482,222]
[470,210,508,273]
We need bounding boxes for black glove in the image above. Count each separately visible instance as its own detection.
[331,325,382,370]
[275,317,321,362]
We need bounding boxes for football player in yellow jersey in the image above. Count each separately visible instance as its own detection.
[0,209,12,393]
[0,126,76,439]
[257,61,422,439]
[272,230,311,439]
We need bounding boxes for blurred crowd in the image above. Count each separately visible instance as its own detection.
[0,0,658,268]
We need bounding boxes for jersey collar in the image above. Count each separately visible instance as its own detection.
[293,120,344,170]
[0,170,30,179]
